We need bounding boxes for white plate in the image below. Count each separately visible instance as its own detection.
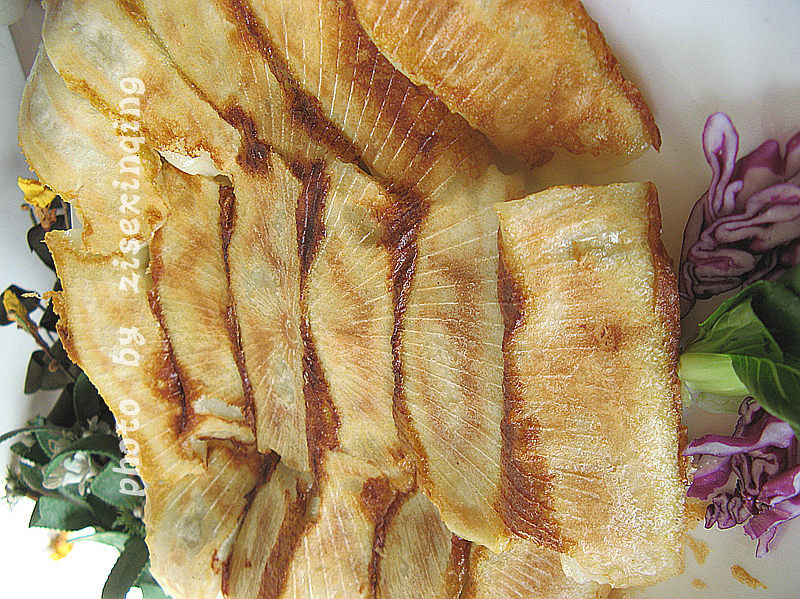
[1,1,799,597]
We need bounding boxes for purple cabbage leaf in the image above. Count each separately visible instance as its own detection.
[680,113,800,307]
[685,398,798,556]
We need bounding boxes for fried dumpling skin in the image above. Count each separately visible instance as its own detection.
[464,541,611,599]
[225,453,397,599]
[19,49,164,255]
[41,0,241,171]
[225,0,495,198]
[495,183,685,587]
[351,0,660,166]
[150,165,255,449]
[46,230,265,599]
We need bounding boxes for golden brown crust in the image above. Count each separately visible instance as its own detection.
[350,0,660,166]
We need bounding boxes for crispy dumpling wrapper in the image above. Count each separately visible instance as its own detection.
[19,49,164,255]
[464,541,611,599]
[350,0,660,166]
[399,168,519,550]
[226,453,393,599]
[145,445,268,599]
[227,0,495,198]
[227,452,470,599]
[226,158,308,469]
[47,230,266,599]
[495,183,685,587]
[150,165,255,448]
[41,0,240,171]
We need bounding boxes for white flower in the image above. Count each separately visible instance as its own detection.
[42,452,100,496]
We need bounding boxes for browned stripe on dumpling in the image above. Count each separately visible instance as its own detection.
[292,159,342,478]
[378,191,432,489]
[222,0,363,165]
[496,249,561,549]
[219,185,259,436]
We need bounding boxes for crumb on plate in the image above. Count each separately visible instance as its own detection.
[686,535,709,565]
[731,565,767,590]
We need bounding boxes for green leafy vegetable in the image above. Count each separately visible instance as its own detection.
[680,263,800,429]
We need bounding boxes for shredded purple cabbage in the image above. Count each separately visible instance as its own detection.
[685,398,799,556]
[679,113,800,305]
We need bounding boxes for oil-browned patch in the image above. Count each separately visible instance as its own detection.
[378,189,432,486]
[221,106,273,175]
[686,535,709,565]
[145,280,190,438]
[444,535,472,599]
[691,578,707,589]
[291,159,340,478]
[496,249,561,549]
[365,484,411,598]
[359,477,396,525]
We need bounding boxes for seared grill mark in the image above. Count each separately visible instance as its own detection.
[379,190,431,483]
[255,478,314,599]
[221,106,273,175]
[497,249,561,549]
[219,185,257,433]
[222,0,362,164]
[292,159,340,477]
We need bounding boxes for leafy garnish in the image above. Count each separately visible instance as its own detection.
[680,263,800,434]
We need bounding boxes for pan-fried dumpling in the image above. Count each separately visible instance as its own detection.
[46,230,265,599]
[149,165,255,449]
[494,183,685,587]
[18,49,164,255]
[464,541,612,599]
[41,0,240,171]
[350,0,660,166]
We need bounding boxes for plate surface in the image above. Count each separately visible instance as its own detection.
[1,1,799,597]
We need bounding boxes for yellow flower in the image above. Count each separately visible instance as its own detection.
[49,532,73,560]
[17,177,57,210]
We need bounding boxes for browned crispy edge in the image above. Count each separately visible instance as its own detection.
[571,1,661,151]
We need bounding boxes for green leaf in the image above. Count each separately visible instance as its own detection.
[87,494,120,530]
[80,531,130,552]
[24,350,45,393]
[10,440,49,466]
[138,580,170,599]
[39,298,59,332]
[102,536,150,599]
[73,372,113,425]
[27,215,67,271]
[17,461,47,496]
[35,428,77,459]
[751,284,800,360]
[90,462,144,512]
[687,297,783,360]
[47,385,77,428]
[732,356,800,435]
[29,495,95,531]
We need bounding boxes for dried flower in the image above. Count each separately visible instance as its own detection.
[42,452,100,496]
